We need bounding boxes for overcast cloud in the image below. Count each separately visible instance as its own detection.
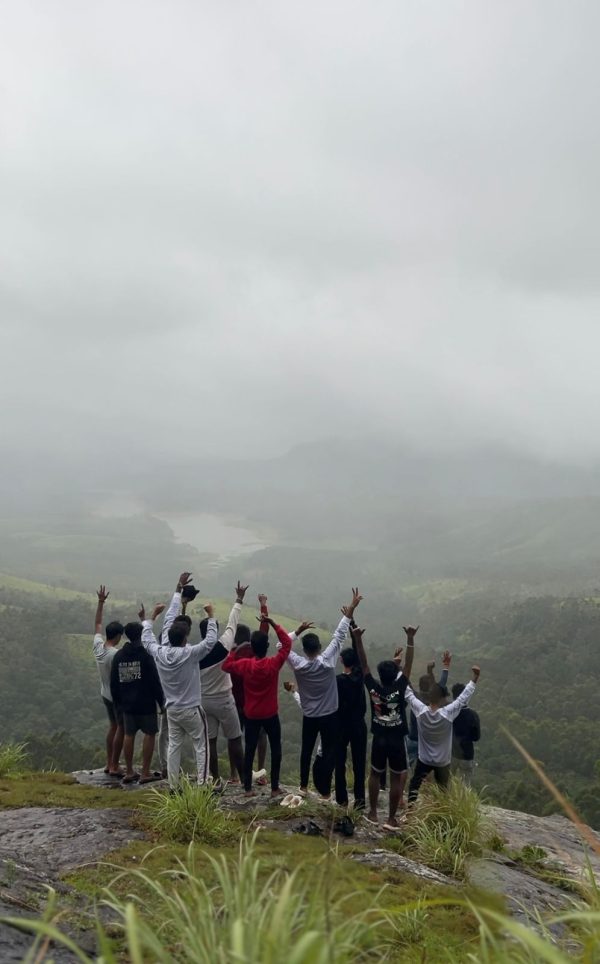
[2,0,600,466]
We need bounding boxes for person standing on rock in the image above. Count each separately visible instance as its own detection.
[109,620,165,784]
[351,624,416,830]
[140,594,219,788]
[450,682,481,786]
[93,585,125,777]
[406,666,481,802]
[334,628,368,811]
[280,588,362,800]
[222,614,293,798]
[197,581,249,786]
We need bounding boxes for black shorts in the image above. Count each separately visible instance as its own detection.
[102,697,122,726]
[123,712,159,736]
[370,731,408,774]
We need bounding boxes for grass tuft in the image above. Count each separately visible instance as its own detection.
[141,778,239,845]
[395,779,493,877]
[0,742,28,778]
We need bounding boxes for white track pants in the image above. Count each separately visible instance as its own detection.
[166,705,209,788]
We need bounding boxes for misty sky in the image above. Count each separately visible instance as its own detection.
[2,1,600,465]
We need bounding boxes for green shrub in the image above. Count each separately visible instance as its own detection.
[141,779,238,845]
[398,778,493,877]
[0,742,28,777]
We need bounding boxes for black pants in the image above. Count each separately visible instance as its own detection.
[408,759,451,802]
[300,711,338,795]
[244,715,281,792]
[335,718,367,807]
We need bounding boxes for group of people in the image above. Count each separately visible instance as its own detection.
[93,573,481,829]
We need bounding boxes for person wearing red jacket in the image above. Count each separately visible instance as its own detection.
[222,616,292,797]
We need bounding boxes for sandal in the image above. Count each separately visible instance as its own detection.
[122,773,140,784]
[139,773,163,785]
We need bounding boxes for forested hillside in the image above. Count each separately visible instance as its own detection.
[1,579,599,826]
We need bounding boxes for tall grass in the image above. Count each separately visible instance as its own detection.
[398,778,493,877]
[0,742,28,777]
[141,778,237,845]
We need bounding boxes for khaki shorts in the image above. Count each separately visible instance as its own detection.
[202,694,243,741]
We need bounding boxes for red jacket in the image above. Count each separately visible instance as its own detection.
[222,624,291,719]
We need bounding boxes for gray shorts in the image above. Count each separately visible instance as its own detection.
[202,694,242,741]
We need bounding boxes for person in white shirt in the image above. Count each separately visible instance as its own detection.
[405,665,481,802]
[280,588,362,798]
[92,585,124,777]
[140,592,219,788]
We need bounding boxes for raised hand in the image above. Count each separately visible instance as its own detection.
[350,625,365,643]
[426,660,436,674]
[283,681,296,693]
[138,603,146,621]
[204,602,215,618]
[177,572,193,590]
[295,620,315,636]
[97,585,110,603]
[258,593,268,606]
[442,650,452,668]
[403,625,419,638]
[393,646,404,666]
[152,603,166,621]
[236,582,249,603]
[256,614,275,628]
[347,587,363,616]
[471,665,481,682]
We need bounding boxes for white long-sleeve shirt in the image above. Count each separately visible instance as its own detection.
[200,601,243,699]
[141,618,218,710]
[277,615,350,717]
[405,681,477,767]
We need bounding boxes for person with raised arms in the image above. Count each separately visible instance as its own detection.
[282,588,363,800]
[92,585,124,777]
[139,587,219,788]
[406,665,481,802]
[351,623,417,829]
[222,613,293,798]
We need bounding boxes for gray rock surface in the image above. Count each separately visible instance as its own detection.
[353,849,458,885]
[0,806,144,961]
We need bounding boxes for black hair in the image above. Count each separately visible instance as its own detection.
[199,617,219,640]
[169,623,188,647]
[235,624,251,645]
[418,674,431,693]
[174,614,192,630]
[452,682,465,699]
[105,621,124,641]
[377,659,398,687]
[124,622,142,644]
[251,630,269,658]
[340,647,358,669]
[302,632,321,655]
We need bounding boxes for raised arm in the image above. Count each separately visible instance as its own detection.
[219,582,248,651]
[189,604,219,661]
[321,588,363,667]
[259,617,292,669]
[350,626,369,677]
[95,585,109,634]
[161,571,192,643]
[140,603,165,656]
[404,686,428,717]
[401,625,418,679]
[439,651,451,689]
[258,593,269,635]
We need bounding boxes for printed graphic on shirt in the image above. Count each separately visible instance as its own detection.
[118,661,141,683]
[364,673,408,730]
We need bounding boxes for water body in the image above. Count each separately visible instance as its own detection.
[155,511,267,558]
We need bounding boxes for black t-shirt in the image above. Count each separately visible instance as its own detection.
[452,707,480,761]
[364,672,409,740]
[337,667,366,724]
[110,643,164,715]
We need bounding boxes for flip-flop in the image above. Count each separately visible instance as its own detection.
[288,795,304,808]
[363,815,379,826]
[122,773,140,784]
[139,774,163,785]
[383,822,402,833]
[103,767,110,774]
[108,770,125,779]
[280,794,295,807]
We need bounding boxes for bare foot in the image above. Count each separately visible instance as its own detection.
[385,816,400,829]
[244,790,258,798]
[271,787,284,798]
[364,811,379,825]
